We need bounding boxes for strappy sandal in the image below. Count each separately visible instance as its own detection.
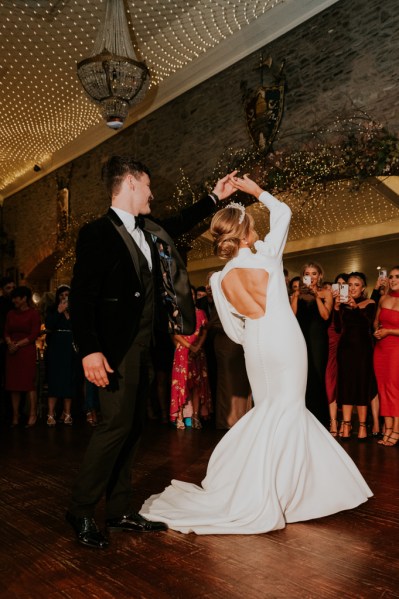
[378,427,393,445]
[382,430,399,447]
[192,413,202,430]
[176,417,185,430]
[61,412,73,425]
[329,419,338,437]
[47,414,56,427]
[340,420,352,440]
[357,421,368,442]
[86,410,98,427]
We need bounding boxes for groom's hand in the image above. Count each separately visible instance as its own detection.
[212,170,238,201]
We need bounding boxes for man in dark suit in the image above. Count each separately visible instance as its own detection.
[67,156,236,548]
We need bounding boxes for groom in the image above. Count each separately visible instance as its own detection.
[67,156,237,548]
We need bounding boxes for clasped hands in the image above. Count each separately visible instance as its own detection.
[6,340,20,354]
[213,172,264,200]
[374,328,388,340]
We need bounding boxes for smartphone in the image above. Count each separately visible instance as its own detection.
[339,283,349,303]
[331,283,340,293]
[303,275,311,286]
[378,269,387,279]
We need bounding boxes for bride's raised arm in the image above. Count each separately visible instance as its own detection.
[231,175,291,259]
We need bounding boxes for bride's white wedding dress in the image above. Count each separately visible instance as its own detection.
[140,191,372,534]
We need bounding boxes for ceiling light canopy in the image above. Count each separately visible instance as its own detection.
[77,0,150,130]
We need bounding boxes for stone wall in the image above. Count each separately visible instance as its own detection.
[2,0,399,288]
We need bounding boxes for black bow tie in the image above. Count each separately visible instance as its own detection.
[135,215,145,230]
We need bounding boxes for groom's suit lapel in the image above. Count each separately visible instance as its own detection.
[106,210,142,281]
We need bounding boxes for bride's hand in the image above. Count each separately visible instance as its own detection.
[230,174,264,199]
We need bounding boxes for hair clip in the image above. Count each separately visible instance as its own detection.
[225,201,245,224]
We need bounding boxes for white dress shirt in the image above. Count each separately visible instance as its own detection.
[111,207,152,271]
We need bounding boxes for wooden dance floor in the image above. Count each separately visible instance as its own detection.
[1,416,398,599]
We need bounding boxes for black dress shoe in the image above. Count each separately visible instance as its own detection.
[106,512,168,533]
[66,511,109,548]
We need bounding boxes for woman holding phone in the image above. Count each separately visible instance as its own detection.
[290,262,332,427]
[334,272,377,440]
[45,285,80,426]
[325,273,348,436]
[373,266,399,446]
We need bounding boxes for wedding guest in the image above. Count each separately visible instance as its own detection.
[373,266,399,446]
[334,272,377,440]
[170,287,212,429]
[290,262,332,427]
[0,277,15,422]
[288,276,301,297]
[84,379,100,427]
[370,273,389,303]
[325,273,348,437]
[208,304,251,429]
[4,286,41,427]
[45,285,81,426]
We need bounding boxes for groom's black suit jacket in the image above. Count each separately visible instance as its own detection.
[70,195,216,370]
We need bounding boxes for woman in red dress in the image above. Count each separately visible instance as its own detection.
[373,266,399,446]
[325,273,347,437]
[169,288,212,430]
[4,286,41,427]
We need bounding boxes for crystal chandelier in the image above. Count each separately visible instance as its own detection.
[77,0,150,130]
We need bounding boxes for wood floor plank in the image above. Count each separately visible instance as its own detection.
[1,417,399,598]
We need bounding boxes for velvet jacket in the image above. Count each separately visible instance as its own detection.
[70,194,216,369]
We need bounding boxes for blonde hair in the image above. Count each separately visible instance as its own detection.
[301,261,324,286]
[210,206,254,261]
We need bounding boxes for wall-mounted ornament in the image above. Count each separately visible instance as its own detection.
[243,55,286,152]
[56,165,73,242]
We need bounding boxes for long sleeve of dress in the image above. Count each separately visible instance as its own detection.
[255,191,291,260]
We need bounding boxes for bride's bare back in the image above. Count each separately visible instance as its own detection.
[221,268,269,319]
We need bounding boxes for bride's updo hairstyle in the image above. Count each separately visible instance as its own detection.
[210,205,254,261]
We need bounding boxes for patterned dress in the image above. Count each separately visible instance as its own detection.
[170,308,212,420]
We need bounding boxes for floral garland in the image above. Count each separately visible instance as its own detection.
[173,111,399,247]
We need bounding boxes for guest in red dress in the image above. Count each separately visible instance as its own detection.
[373,266,399,447]
[170,288,212,430]
[4,286,41,427]
[325,273,347,437]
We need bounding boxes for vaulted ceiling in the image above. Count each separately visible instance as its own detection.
[0,0,339,201]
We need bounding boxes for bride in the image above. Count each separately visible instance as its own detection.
[140,175,372,534]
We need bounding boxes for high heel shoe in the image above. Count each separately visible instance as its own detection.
[357,421,368,442]
[340,420,352,440]
[86,410,98,427]
[60,412,73,425]
[25,415,37,428]
[176,417,185,430]
[382,430,399,447]
[329,419,338,437]
[47,414,56,427]
[192,414,202,430]
[378,427,393,445]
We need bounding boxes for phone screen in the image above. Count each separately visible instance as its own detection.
[340,284,349,302]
